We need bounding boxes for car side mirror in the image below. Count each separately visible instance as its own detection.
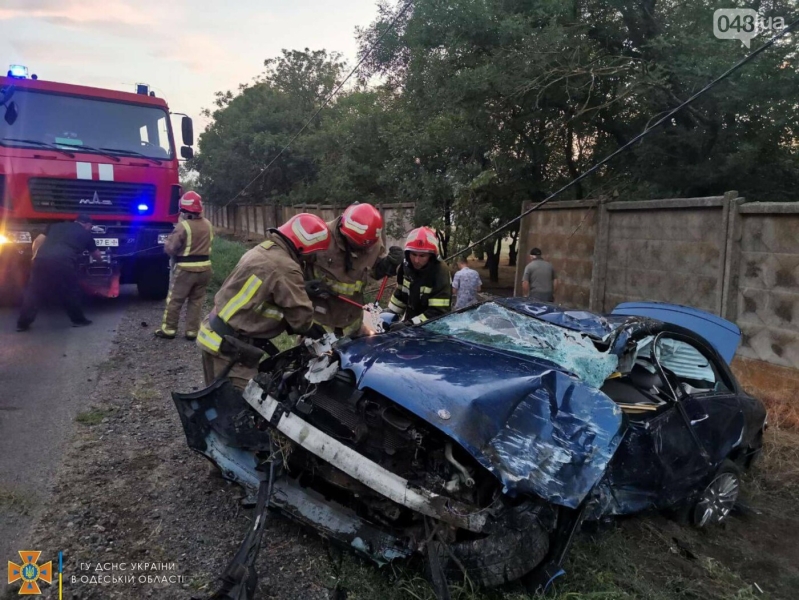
[4,101,18,126]
[181,116,194,146]
[180,146,194,160]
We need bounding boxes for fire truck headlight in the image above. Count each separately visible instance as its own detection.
[0,233,8,244]
[137,203,150,213]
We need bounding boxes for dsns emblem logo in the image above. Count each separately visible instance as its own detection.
[7,551,53,595]
[79,191,112,206]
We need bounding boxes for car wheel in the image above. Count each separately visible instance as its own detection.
[438,501,552,587]
[692,459,741,527]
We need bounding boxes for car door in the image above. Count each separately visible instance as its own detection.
[649,332,744,504]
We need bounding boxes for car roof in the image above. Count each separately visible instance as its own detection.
[611,302,741,364]
[492,298,740,365]
[494,298,631,339]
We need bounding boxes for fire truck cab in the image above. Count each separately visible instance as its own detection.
[0,65,193,302]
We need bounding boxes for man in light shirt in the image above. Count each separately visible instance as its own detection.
[452,257,482,310]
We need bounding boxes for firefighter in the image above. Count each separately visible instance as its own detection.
[197,213,330,390]
[308,203,403,337]
[155,191,214,340]
[386,227,452,326]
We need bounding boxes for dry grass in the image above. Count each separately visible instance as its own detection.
[761,394,799,432]
[748,426,799,502]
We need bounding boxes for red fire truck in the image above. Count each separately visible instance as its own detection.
[0,64,194,302]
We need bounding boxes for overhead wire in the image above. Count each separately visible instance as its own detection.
[445,15,799,263]
[223,0,415,208]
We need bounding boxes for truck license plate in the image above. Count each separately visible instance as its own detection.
[96,238,119,247]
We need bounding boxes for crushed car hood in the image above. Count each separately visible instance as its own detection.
[337,330,624,508]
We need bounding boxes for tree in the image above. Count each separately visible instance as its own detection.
[355,0,799,280]
[193,49,347,206]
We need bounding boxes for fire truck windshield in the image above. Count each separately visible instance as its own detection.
[0,88,174,160]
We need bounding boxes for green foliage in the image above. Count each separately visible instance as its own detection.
[195,1,799,274]
[209,236,248,296]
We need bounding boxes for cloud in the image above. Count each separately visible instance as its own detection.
[0,0,174,35]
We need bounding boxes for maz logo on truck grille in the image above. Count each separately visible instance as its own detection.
[29,178,156,215]
[79,191,112,206]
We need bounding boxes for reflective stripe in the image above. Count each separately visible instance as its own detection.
[313,268,364,296]
[260,240,274,250]
[420,286,433,294]
[177,261,212,269]
[403,278,412,287]
[219,275,263,322]
[328,279,364,295]
[412,314,429,325]
[181,220,192,256]
[257,302,284,321]
[198,324,222,353]
[160,327,177,335]
[428,298,450,307]
[388,296,406,314]
[401,286,410,294]
[161,282,174,330]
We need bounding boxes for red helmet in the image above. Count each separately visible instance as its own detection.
[277,213,331,254]
[179,191,203,214]
[404,227,439,256]
[339,203,383,248]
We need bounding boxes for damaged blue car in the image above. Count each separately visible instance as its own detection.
[173,299,766,595]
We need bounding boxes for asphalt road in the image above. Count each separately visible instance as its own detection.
[0,288,135,571]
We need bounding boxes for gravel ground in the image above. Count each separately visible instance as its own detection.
[9,299,335,600]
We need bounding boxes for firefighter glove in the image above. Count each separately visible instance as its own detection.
[374,246,404,278]
[304,279,334,299]
[304,323,327,339]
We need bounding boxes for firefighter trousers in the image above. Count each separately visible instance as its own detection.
[200,350,256,391]
[161,268,212,337]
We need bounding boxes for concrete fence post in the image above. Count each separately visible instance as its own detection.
[721,191,744,322]
[589,198,610,313]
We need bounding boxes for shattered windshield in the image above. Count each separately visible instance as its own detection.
[424,302,619,388]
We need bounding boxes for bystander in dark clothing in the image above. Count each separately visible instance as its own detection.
[17,214,101,331]
[522,247,556,302]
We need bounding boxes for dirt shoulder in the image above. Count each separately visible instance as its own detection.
[6,298,799,600]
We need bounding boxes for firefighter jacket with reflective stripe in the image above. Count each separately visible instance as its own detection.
[164,216,214,272]
[196,234,314,356]
[387,259,452,324]
[308,219,386,334]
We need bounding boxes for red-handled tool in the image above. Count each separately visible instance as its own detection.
[376,276,389,303]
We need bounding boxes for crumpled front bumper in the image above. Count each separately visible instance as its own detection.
[171,380,417,564]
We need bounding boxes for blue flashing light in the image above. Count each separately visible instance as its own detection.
[8,64,28,79]
[137,204,150,213]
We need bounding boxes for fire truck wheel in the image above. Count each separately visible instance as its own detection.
[136,262,170,300]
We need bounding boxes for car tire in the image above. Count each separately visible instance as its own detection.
[691,459,741,528]
[136,261,170,300]
[438,501,552,588]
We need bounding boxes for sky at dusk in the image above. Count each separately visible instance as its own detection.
[0,0,381,131]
